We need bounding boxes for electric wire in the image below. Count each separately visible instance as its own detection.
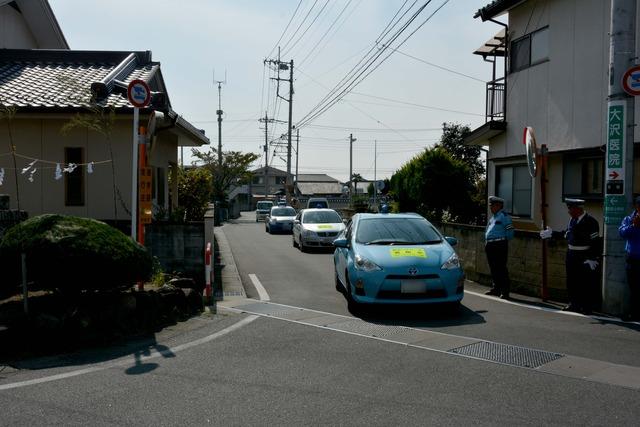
[296,1,439,129]
[267,0,304,58]
[279,0,320,55]
[301,0,451,128]
[281,0,330,59]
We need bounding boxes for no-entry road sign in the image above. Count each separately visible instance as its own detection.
[127,79,151,108]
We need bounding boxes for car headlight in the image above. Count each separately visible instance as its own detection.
[354,254,382,272]
[441,253,460,270]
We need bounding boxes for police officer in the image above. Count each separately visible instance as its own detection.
[540,198,601,314]
[618,195,640,321]
[484,196,514,299]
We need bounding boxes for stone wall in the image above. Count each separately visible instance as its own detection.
[144,223,205,287]
[441,223,570,302]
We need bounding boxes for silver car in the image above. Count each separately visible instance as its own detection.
[265,206,297,234]
[292,208,345,252]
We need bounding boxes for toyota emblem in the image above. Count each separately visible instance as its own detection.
[408,267,418,275]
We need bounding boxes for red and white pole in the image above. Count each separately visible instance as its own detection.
[205,242,212,302]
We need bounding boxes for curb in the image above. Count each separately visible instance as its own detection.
[213,225,246,301]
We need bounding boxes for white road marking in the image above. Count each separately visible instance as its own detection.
[465,290,639,324]
[248,273,270,301]
[0,315,258,391]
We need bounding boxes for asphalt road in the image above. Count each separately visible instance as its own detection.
[1,210,639,426]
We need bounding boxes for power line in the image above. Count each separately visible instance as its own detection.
[296,1,439,128]
[267,0,304,58]
[281,0,331,59]
[297,0,354,67]
[280,0,320,54]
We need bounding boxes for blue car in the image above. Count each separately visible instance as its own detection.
[333,213,464,308]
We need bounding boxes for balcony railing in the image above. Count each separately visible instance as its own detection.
[486,77,505,122]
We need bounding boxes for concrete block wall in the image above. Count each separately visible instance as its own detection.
[145,223,205,286]
[441,223,570,302]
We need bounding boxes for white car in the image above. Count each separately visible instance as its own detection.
[292,208,345,252]
[265,206,297,234]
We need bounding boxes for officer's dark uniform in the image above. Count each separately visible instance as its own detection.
[485,196,514,298]
[564,200,601,314]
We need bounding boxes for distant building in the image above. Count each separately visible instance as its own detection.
[295,174,343,197]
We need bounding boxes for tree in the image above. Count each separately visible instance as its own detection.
[190,148,259,202]
[177,167,213,221]
[351,173,364,195]
[436,122,484,182]
[389,147,477,223]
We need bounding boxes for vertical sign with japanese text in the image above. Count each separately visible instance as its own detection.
[604,101,626,225]
[139,167,153,225]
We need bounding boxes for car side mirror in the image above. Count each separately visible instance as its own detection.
[294,219,300,224]
[445,236,458,246]
[333,238,349,248]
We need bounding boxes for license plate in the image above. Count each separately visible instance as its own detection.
[401,280,426,293]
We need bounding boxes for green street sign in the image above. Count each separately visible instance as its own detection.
[604,194,626,225]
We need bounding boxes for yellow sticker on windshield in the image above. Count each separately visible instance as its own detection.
[317,225,334,229]
[390,248,426,258]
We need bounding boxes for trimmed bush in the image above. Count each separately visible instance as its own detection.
[0,214,152,296]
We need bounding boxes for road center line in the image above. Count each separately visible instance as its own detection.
[249,273,270,301]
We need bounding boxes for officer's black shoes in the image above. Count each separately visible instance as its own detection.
[621,313,640,322]
[562,304,580,312]
[485,289,501,296]
[500,294,510,299]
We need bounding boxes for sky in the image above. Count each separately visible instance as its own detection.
[48,0,504,183]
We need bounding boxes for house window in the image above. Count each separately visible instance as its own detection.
[65,147,84,206]
[563,155,604,200]
[276,176,286,185]
[496,164,531,217]
[253,176,264,185]
[510,27,549,73]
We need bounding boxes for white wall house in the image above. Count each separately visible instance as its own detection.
[0,0,68,49]
[466,0,640,232]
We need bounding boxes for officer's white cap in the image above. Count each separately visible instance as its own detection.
[488,196,504,204]
[564,198,585,207]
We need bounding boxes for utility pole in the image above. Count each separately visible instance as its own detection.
[603,0,636,316]
[349,134,356,206]
[259,112,275,198]
[214,70,227,169]
[295,127,299,183]
[374,139,377,210]
[264,54,294,202]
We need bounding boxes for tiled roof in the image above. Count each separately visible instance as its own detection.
[0,50,159,110]
[296,173,339,183]
[475,0,526,21]
[296,182,343,196]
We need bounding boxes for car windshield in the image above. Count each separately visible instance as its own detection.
[271,207,296,216]
[303,210,342,224]
[257,202,272,210]
[355,217,442,245]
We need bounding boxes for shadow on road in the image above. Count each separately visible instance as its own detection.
[348,302,485,328]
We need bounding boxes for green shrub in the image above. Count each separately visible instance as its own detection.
[0,214,152,296]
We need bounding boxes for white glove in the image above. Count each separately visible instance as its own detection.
[539,227,552,239]
[584,260,598,270]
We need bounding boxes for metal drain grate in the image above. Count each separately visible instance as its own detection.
[329,320,410,338]
[236,302,301,318]
[448,341,564,368]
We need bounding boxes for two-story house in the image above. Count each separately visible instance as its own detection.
[466,0,639,232]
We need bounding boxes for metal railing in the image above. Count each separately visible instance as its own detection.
[486,77,505,122]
